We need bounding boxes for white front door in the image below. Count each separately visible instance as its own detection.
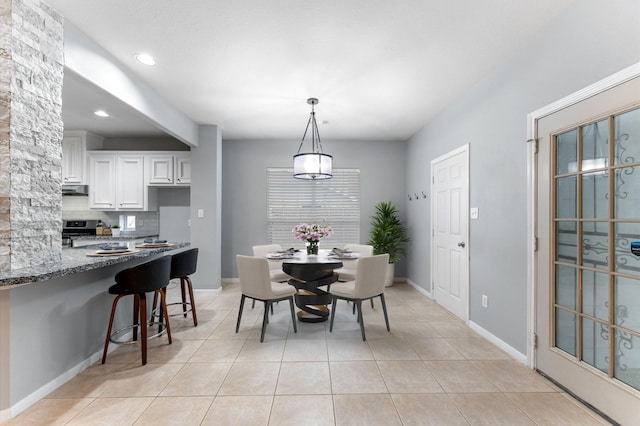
[535,76,640,425]
[431,144,469,321]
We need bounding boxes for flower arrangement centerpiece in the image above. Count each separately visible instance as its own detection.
[292,223,333,255]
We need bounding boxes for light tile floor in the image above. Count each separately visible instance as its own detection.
[4,282,612,425]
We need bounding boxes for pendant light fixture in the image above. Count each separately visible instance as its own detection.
[293,98,333,180]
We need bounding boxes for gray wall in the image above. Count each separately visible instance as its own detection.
[190,126,222,289]
[221,139,407,278]
[9,257,153,406]
[405,0,640,354]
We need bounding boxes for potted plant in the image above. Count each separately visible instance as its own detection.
[367,201,410,287]
[111,224,121,237]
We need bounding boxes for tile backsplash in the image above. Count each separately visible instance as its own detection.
[62,196,159,236]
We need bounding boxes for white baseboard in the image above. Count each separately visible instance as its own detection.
[9,339,124,418]
[406,279,433,299]
[468,320,527,365]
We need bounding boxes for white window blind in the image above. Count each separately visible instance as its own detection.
[267,168,360,249]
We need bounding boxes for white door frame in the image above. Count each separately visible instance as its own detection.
[525,61,640,368]
[430,143,470,322]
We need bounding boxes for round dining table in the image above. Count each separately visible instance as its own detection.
[281,252,344,322]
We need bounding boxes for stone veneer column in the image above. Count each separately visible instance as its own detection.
[0,0,64,272]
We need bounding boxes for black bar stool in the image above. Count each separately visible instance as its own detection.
[102,256,172,365]
[153,248,199,327]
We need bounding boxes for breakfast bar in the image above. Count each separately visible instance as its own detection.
[0,243,189,417]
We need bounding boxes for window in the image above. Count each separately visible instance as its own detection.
[267,168,360,248]
[120,214,136,232]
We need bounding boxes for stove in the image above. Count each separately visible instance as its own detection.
[62,219,98,246]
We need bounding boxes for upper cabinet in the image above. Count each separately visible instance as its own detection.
[88,152,149,210]
[61,131,86,184]
[147,153,191,185]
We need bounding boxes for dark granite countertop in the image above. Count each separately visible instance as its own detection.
[71,234,158,242]
[0,242,190,288]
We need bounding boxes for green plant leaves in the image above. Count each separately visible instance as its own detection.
[367,201,410,263]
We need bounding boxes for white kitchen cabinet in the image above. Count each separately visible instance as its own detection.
[175,155,191,184]
[88,153,149,210]
[62,131,86,184]
[146,153,190,186]
[116,155,145,209]
[148,155,174,184]
[88,154,116,209]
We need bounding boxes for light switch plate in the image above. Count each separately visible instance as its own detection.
[470,207,479,219]
[197,209,204,218]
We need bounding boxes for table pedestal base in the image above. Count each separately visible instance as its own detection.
[289,275,338,323]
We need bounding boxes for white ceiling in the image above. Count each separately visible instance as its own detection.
[49,0,576,141]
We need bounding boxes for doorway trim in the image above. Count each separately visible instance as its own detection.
[525,61,640,368]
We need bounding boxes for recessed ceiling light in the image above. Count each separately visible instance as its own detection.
[94,110,109,117]
[135,53,156,66]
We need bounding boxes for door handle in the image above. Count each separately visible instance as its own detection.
[457,242,466,248]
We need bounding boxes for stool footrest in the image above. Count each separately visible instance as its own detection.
[109,322,169,345]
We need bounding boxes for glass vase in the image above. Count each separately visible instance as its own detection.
[306,240,319,255]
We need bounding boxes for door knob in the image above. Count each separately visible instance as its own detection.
[458,242,466,248]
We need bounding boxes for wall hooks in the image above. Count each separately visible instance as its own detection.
[409,191,428,201]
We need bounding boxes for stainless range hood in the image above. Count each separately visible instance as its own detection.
[61,184,89,196]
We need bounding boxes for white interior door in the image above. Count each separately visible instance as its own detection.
[431,144,469,321]
[535,76,640,425]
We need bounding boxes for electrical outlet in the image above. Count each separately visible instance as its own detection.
[197,209,204,218]
[482,294,488,308]
[470,207,479,219]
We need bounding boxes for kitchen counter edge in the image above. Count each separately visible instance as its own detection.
[0,243,191,288]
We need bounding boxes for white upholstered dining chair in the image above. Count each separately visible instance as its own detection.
[329,253,390,341]
[333,244,374,282]
[235,255,297,342]
[252,244,292,282]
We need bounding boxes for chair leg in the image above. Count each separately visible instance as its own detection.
[380,294,390,332]
[329,296,338,332]
[236,294,246,333]
[260,301,270,342]
[157,288,166,335]
[251,299,256,309]
[185,277,198,326]
[180,278,188,318]
[102,294,123,364]
[160,289,172,344]
[370,298,375,309]
[139,293,148,365]
[356,300,366,341]
[151,290,159,325]
[288,296,297,333]
[133,294,140,341]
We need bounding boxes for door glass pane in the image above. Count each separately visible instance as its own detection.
[550,107,640,394]
[557,129,577,174]
[581,172,608,219]
[614,165,640,219]
[614,276,640,334]
[582,318,609,374]
[556,308,577,356]
[614,222,640,276]
[582,221,609,270]
[582,119,609,168]
[614,108,640,166]
[614,328,640,389]
[556,176,577,218]
[582,270,609,321]
[555,265,576,309]
[556,221,576,264]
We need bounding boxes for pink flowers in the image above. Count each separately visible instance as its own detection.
[292,223,333,243]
